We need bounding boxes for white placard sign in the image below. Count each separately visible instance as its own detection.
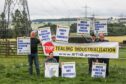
[17,37,31,55]
[38,27,52,45]
[92,63,106,78]
[77,20,90,34]
[94,20,108,34]
[45,63,59,78]
[62,62,76,78]
[56,26,70,42]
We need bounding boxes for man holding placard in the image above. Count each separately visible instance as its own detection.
[45,52,59,78]
[93,33,109,77]
[28,31,40,76]
[88,33,99,74]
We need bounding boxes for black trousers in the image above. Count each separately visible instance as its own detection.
[88,58,96,74]
[54,56,59,62]
[99,58,109,77]
[54,56,61,75]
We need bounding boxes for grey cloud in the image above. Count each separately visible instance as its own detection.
[0,0,126,19]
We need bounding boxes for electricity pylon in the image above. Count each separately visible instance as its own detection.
[1,0,31,38]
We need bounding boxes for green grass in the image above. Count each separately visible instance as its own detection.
[0,48,126,84]
[119,48,126,58]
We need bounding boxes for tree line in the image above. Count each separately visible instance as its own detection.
[0,9,31,38]
[0,10,126,38]
[40,22,126,36]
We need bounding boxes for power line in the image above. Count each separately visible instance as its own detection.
[45,0,66,17]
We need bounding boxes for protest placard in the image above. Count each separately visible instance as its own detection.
[38,27,52,45]
[91,63,106,78]
[77,20,90,34]
[94,20,108,34]
[61,62,76,78]
[56,26,70,42]
[45,63,59,78]
[17,37,31,55]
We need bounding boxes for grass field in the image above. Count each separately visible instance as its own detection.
[69,33,126,43]
[0,48,126,84]
[105,35,126,43]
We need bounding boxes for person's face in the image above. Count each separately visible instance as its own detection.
[99,35,104,40]
[30,32,36,38]
[49,53,53,58]
[92,36,96,41]
[52,36,56,41]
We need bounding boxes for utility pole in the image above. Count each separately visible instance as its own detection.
[91,13,95,32]
[82,4,89,20]
[84,5,88,20]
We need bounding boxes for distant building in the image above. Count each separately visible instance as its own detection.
[108,17,119,24]
[118,18,126,23]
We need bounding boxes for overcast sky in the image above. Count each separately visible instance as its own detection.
[0,0,126,19]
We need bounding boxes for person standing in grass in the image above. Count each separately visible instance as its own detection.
[28,31,40,76]
[93,33,109,77]
[97,33,109,77]
[88,34,96,74]
[88,33,98,74]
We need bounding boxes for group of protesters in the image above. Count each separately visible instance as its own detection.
[28,31,109,77]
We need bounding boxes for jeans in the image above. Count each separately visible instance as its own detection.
[28,53,40,76]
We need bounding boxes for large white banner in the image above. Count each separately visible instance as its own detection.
[38,27,52,45]
[45,63,59,78]
[43,42,119,58]
[56,26,70,42]
[92,63,106,78]
[61,62,76,78]
[94,20,108,34]
[17,37,31,55]
[77,20,90,34]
